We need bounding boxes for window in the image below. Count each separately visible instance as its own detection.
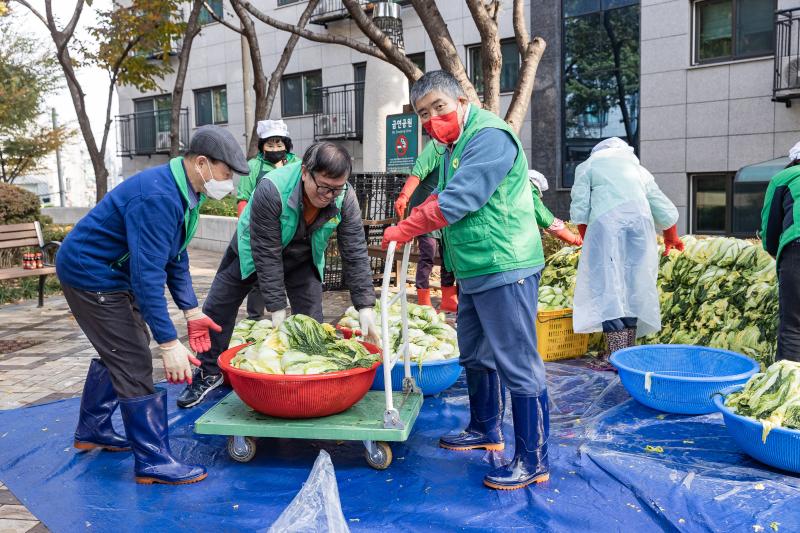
[693,0,775,64]
[561,1,640,188]
[466,39,520,94]
[691,172,766,236]
[278,0,301,5]
[194,86,228,126]
[281,70,322,117]
[693,173,730,234]
[133,95,172,154]
[199,0,223,25]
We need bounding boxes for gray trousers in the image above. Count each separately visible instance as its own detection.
[62,284,155,398]
[199,246,323,374]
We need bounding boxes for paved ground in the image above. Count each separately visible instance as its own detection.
[0,248,434,532]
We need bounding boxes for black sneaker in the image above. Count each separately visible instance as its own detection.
[176,369,224,409]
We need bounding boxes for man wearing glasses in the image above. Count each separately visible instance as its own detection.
[177,141,379,408]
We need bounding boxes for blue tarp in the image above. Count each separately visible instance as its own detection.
[1,363,798,532]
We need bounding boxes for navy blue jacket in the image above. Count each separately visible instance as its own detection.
[56,163,198,343]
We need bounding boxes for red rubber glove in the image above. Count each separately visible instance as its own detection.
[237,200,247,217]
[184,308,222,353]
[662,224,684,256]
[382,195,448,250]
[550,227,583,246]
[395,176,420,219]
[577,224,587,240]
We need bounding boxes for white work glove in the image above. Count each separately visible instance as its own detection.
[159,340,201,384]
[358,307,380,344]
[271,308,287,329]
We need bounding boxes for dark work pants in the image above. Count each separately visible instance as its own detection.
[602,317,637,333]
[415,236,455,289]
[778,240,800,362]
[199,246,323,374]
[246,286,265,319]
[62,284,155,398]
[456,272,545,396]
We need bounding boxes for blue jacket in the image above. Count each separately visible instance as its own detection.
[56,163,198,343]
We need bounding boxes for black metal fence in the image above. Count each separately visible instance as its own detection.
[310,0,372,24]
[312,82,364,141]
[323,172,407,291]
[116,108,189,157]
[775,8,800,104]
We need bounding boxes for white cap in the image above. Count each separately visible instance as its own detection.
[528,169,549,193]
[257,119,290,140]
[790,141,800,162]
[591,137,633,155]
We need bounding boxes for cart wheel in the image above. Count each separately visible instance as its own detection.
[365,441,392,470]
[227,436,256,463]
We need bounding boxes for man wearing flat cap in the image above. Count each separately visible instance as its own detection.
[56,125,249,485]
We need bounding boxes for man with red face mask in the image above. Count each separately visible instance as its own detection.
[382,71,549,491]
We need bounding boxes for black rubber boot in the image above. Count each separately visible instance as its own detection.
[484,391,550,490]
[439,369,505,451]
[73,359,130,452]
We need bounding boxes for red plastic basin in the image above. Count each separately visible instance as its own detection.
[218,342,382,419]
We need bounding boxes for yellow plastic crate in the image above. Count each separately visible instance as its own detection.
[536,308,589,361]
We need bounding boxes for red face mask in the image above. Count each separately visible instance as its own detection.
[422,107,462,144]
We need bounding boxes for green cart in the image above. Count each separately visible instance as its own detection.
[194,242,424,469]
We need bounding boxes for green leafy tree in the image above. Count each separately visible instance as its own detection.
[13,0,186,202]
[0,13,71,184]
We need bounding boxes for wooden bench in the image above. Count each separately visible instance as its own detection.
[0,222,61,307]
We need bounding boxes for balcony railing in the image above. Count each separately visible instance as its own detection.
[133,36,183,61]
[116,108,189,157]
[309,0,409,25]
[312,82,364,141]
[775,8,800,105]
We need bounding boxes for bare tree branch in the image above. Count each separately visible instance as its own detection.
[410,0,480,105]
[466,0,501,112]
[504,37,546,133]
[170,0,205,157]
[512,0,529,54]
[62,0,86,47]
[341,0,422,82]
[202,0,245,35]
[232,0,319,157]
[15,0,48,26]
[236,0,388,62]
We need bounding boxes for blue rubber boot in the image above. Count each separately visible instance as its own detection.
[119,389,207,485]
[73,359,130,452]
[439,369,505,451]
[484,391,550,490]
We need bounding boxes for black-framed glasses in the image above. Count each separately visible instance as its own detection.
[309,171,346,197]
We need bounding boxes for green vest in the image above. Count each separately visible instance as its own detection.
[237,152,298,202]
[112,157,204,268]
[437,107,544,279]
[237,164,345,280]
[761,165,800,262]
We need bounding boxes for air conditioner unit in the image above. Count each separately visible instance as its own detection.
[779,56,800,89]
[156,131,171,151]
[316,113,349,136]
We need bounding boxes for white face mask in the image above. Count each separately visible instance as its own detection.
[197,160,234,200]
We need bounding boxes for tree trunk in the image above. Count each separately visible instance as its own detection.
[230,0,318,158]
[170,0,204,158]
[410,0,480,105]
[603,12,634,144]
[465,0,501,113]
[504,38,546,133]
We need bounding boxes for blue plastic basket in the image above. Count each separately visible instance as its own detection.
[371,358,462,396]
[714,384,800,474]
[610,345,760,415]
